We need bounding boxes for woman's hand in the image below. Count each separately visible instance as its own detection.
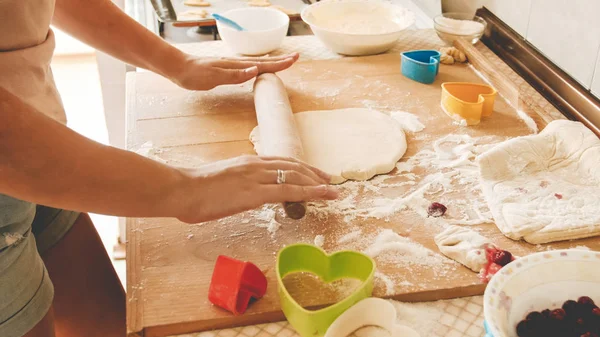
[175,155,338,223]
[170,53,300,91]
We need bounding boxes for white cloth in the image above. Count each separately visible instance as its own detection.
[478,120,600,244]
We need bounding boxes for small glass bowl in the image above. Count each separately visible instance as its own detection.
[434,12,487,45]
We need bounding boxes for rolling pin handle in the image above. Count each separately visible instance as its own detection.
[283,201,307,220]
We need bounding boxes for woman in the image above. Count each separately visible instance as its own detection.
[0,0,338,336]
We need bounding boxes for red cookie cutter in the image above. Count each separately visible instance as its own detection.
[208,255,268,315]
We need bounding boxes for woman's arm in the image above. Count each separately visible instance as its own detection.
[52,0,299,90]
[0,88,337,223]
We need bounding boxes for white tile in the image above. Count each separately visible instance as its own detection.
[276,328,296,337]
[452,298,467,308]
[459,310,476,323]
[446,329,463,337]
[454,318,469,332]
[216,330,237,337]
[241,326,261,337]
[196,332,216,337]
[526,0,600,88]
[264,324,283,335]
[440,312,457,326]
[592,49,600,97]
[465,302,481,315]
[466,324,484,337]
[446,304,460,316]
[482,0,533,37]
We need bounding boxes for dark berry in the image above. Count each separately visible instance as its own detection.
[526,311,544,321]
[516,320,531,337]
[564,300,580,314]
[592,308,600,317]
[580,333,599,337]
[579,297,596,307]
[492,250,514,266]
[550,308,567,321]
[427,202,447,217]
[542,309,552,318]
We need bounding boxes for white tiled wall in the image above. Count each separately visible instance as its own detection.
[411,0,442,18]
[483,0,532,37]
[441,0,600,98]
[526,0,600,88]
[593,50,600,97]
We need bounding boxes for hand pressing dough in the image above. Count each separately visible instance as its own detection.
[250,108,407,184]
[478,120,600,244]
[184,0,210,6]
[435,225,490,272]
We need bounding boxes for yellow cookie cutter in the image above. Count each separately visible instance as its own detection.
[441,82,497,125]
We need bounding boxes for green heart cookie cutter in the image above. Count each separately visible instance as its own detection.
[276,244,376,337]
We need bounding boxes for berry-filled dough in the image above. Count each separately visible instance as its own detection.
[434,225,490,272]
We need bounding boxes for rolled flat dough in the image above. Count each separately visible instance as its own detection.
[478,120,600,244]
[250,108,407,184]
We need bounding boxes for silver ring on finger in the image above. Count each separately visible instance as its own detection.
[276,169,286,184]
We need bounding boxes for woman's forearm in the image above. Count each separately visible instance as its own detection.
[52,0,186,79]
[0,87,189,217]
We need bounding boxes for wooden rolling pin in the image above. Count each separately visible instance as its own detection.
[253,73,307,220]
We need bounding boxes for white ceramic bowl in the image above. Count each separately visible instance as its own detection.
[301,0,415,56]
[484,249,600,337]
[216,8,289,56]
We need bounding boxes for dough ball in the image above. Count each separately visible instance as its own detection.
[440,47,467,64]
[440,54,455,65]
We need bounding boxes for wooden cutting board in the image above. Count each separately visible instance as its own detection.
[126,49,600,337]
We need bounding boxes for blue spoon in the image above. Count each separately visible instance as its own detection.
[212,13,246,31]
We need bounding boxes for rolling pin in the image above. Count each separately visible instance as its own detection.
[253,73,307,220]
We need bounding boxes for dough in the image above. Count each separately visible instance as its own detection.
[248,0,271,7]
[179,9,208,19]
[324,298,420,337]
[184,0,210,6]
[478,120,600,244]
[439,54,454,65]
[439,47,467,65]
[250,108,407,184]
[270,5,297,15]
[434,225,490,272]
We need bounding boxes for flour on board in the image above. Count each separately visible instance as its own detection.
[391,111,426,133]
[314,234,325,247]
[375,271,395,296]
[307,134,498,226]
[250,205,282,238]
[364,229,447,267]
